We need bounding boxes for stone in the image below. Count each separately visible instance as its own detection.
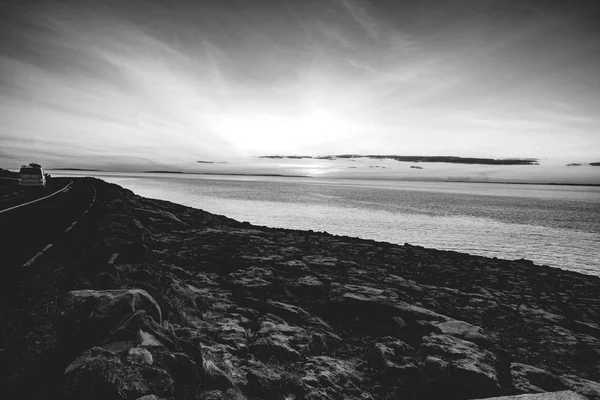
[510,363,565,393]
[325,284,448,323]
[58,289,163,355]
[287,275,326,299]
[103,310,178,351]
[559,375,600,400]
[420,333,502,399]
[266,300,311,324]
[249,319,315,362]
[226,269,273,299]
[433,319,492,347]
[202,358,234,391]
[64,347,174,400]
[214,319,247,348]
[128,348,154,365]
[300,356,366,399]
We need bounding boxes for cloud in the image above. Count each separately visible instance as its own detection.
[0,0,599,171]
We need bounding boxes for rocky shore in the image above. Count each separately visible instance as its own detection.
[1,178,599,400]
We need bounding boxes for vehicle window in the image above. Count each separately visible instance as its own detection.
[19,168,42,176]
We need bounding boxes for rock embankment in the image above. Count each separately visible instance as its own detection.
[2,178,599,400]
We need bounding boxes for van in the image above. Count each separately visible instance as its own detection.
[19,163,46,187]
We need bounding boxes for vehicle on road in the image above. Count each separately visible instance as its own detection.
[19,163,46,188]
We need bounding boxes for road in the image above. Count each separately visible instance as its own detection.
[0,177,97,271]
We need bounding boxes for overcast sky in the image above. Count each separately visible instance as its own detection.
[1,0,600,171]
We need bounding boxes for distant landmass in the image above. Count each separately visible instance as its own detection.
[260,155,539,165]
[52,168,102,171]
[566,162,600,167]
[196,172,310,178]
[144,170,184,174]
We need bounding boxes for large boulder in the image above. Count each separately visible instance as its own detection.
[559,375,600,400]
[58,289,162,355]
[511,363,565,393]
[249,320,311,362]
[326,284,448,323]
[420,333,503,399]
[300,356,367,399]
[433,319,493,347]
[286,275,326,299]
[64,347,174,400]
[103,310,178,351]
[368,338,419,386]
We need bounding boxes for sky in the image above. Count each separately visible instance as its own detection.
[1,0,600,179]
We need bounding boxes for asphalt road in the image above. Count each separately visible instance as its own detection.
[0,178,96,270]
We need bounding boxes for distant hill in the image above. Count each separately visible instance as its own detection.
[260,155,539,165]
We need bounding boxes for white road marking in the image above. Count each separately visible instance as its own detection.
[20,183,97,268]
[108,253,119,265]
[64,221,77,233]
[0,182,73,214]
[22,251,45,268]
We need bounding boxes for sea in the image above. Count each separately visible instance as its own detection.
[52,171,600,277]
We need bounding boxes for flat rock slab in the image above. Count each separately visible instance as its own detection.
[475,390,589,400]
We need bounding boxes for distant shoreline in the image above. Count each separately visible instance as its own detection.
[144,171,311,178]
[144,170,185,174]
[51,168,103,171]
[49,169,598,186]
[447,180,600,187]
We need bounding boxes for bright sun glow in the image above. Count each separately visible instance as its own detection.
[210,110,354,154]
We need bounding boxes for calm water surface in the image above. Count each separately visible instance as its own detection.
[55,172,600,277]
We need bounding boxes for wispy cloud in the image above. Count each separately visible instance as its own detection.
[0,0,599,170]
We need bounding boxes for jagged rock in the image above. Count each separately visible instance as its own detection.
[202,357,234,391]
[300,356,366,399]
[64,347,174,400]
[326,284,448,323]
[287,275,326,299]
[198,389,247,400]
[245,362,301,399]
[103,310,178,351]
[148,348,200,399]
[559,375,600,400]
[249,320,310,362]
[302,255,338,268]
[368,339,419,386]
[266,300,311,324]
[213,319,248,348]
[127,348,154,365]
[226,268,273,299]
[511,363,565,393]
[433,319,493,347]
[58,289,162,355]
[135,395,161,400]
[420,333,502,399]
[383,274,425,297]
